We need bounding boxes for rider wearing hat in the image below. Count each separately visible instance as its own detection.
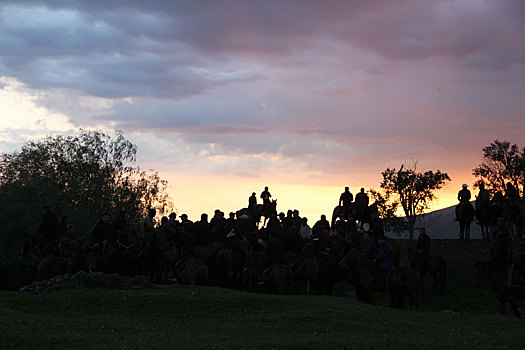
[458,184,471,203]
[416,227,430,261]
[456,184,472,221]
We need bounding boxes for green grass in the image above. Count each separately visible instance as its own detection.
[1,239,524,349]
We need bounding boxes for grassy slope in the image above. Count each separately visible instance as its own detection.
[1,240,523,349]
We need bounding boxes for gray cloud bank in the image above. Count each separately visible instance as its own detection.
[1,1,524,179]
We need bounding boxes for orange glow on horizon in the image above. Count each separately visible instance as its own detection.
[162,171,477,222]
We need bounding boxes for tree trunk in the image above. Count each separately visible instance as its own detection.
[408,216,415,240]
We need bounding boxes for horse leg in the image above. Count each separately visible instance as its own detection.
[509,300,521,318]
[432,271,438,293]
[499,297,506,316]
[440,266,446,294]
[306,280,310,295]
[484,224,490,242]
[420,273,425,299]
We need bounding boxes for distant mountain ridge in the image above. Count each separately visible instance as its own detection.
[386,202,482,240]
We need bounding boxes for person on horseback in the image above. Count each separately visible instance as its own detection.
[292,209,302,229]
[416,227,430,261]
[261,186,272,206]
[248,192,257,218]
[355,188,369,221]
[58,215,69,238]
[91,212,116,247]
[192,213,212,246]
[373,235,393,290]
[492,191,504,204]
[59,224,82,259]
[476,183,491,205]
[458,184,472,203]
[225,212,237,233]
[142,208,157,240]
[210,210,228,242]
[313,215,330,234]
[281,210,293,231]
[369,210,384,242]
[180,213,193,226]
[328,229,345,261]
[299,217,313,241]
[510,237,525,287]
[159,216,178,253]
[177,222,194,258]
[363,231,378,262]
[333,215,349,237]
[475,183,491,222]
[168,212,180,232]
[339,187,353,211]
[56,223,84,274]
[505,182,519,202]
[355,188,369,207]
[375,236,394,270]
[490,191,505,221]
[36,205,59,257]
[456,184,473,221]
[505,182,520,219]
[493,217,511,268]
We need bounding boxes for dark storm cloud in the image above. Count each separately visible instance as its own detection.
[1,0,524,173]
[2,1,525,98]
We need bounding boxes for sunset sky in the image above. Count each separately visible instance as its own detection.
[1,1,524,222]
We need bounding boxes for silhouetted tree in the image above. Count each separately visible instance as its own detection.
[369,189,407,235]
[472,140,524,196]
[0,130,174,238]
[380,163,450,239]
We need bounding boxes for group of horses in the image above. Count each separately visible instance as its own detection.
[473,260,525,318]
[28,198,450,311]
[468,196,525,318]
[458,197,525,241]
[337,244,447,310]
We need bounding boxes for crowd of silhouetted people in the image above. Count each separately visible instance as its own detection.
[30,186,401,294]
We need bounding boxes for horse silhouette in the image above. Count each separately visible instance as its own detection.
[175,257,208,286]
[389,266,421,309]
[262,263,294,294]
[293,242,320,294]
[457,202,474,240]
[407,246,446,296]
[473,260,525,318]
[339,249,376,304]
[475,199,492,242]
[256,199,277,228]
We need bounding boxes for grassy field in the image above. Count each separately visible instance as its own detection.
[1,239,524,349]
